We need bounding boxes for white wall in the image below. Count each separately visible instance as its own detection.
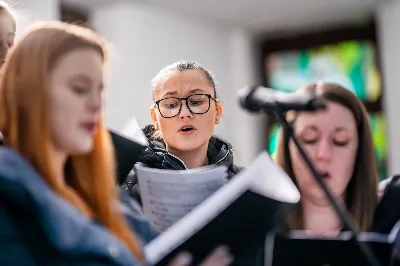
[13,0,60,37]
[91,2,263,165]
[91,2,229,129]
[227,29,265,164]
[376,0,400,175]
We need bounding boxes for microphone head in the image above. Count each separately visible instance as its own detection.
[307,98,327,111]
[237,85,262,113]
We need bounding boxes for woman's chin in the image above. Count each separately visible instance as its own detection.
[305,189,339,206]
[67,142,94,156]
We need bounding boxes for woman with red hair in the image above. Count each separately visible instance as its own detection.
[0,21,232,266]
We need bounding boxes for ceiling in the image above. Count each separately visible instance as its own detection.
[145,0,382,33]
[63,0,384,33]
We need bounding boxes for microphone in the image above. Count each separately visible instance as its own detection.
[238,85,326,113]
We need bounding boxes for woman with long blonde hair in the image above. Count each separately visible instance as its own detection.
[0,21,232,266]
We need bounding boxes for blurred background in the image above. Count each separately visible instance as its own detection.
[10,0,400,180]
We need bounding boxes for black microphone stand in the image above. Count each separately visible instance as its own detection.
[271,103,381,266]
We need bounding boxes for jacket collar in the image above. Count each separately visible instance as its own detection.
[139,125,234,170]
[0,147,141,265]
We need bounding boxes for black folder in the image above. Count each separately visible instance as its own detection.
[142,152,300,266]
[266,231,395,266]
[109,130,146,184]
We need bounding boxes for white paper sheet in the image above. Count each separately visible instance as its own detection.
[135,165,228,232]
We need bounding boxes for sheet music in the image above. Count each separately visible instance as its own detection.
[135,165,228,232]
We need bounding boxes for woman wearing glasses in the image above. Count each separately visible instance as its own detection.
[121,60,260,265]
[123,60,242,203]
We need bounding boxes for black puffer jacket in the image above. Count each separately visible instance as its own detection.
[370,174,400,233]
[122,125,242,204]
[121,125,266,266]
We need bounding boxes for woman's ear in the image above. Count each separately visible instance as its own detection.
[150,107,159,130]
[215,101,223,125]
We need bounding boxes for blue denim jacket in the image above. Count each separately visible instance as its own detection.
[0,147,158,266]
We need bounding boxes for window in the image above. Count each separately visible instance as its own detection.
[261,21,387,180]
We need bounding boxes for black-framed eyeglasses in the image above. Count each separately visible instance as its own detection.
[154,93,218,118]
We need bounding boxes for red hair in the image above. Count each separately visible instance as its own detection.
[0,21,143,260]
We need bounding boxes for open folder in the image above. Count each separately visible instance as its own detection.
[266,228,399,266]
[143,152,301,265]
[109,117,149,184]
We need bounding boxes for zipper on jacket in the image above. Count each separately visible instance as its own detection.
[214,148,231,164]
[167,148,231,170]
[167,152,188,169]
